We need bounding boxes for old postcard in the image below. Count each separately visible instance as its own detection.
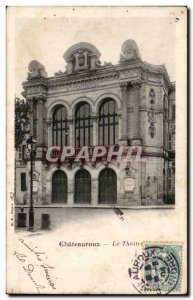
[6,6,187,294]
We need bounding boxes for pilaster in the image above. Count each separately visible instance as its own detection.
[91,113,98,146]
[120,82,129,144]
[130,81,142,145]
[67,116,74,147]
[36,97,46,147]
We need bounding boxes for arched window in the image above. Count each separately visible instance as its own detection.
[74,169,91,203]
[98,98,118,145]
[99,168,117,204]
[75,102,93,147]
[52,170,67,203]
[52,105,69,146]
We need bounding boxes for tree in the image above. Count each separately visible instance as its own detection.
[15,97,30,149]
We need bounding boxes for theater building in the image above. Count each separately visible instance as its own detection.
[15,40,175,228]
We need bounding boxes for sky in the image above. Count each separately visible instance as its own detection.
[13,8,176,97]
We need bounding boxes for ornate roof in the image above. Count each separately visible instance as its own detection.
[63,42,101,62]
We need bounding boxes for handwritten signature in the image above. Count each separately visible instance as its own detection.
[18,239,45,262]
[13,239,56,293]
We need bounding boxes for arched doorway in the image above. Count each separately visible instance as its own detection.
[52,170,67,203]
[74,169,91,203]
[99,168,117,204]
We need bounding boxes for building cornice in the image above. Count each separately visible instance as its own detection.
[22,59,172,96]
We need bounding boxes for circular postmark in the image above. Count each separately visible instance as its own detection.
[128,246,180,295]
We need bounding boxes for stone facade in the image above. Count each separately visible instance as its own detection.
[15,40,175,227]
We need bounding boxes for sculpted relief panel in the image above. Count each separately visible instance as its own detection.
[120,39,141,62]
[28,60,48,80]
[63,42,102,75]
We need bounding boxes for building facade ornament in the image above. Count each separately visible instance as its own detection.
[63,42,101,74]
[147,111,156,138]
[120,39,141,61]
[120,81,128,90]
[28,60,48,80]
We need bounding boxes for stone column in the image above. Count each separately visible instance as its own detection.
[41,168,47,205]
[91,113,98,146]
[27,97,34,136]
[66,59,73,74]
[118,111,122,140]
[45,118,52,148]
[45,178,52,204]
[131,81,141,144]
[91,178,98,206]
[120,82,128,144]
[67,177,74,205]
[90,54,97,70]
[36,97,45,147]
[141,161,146,201]
[33,100,37,138]
[68,116,74,147]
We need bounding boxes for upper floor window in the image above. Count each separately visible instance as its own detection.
[18,145,26,160]
[75,102,93,147]
[52,105,69,147]
[98,98,118,145]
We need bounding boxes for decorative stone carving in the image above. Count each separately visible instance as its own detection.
[149,88,156,109]
[42,160,50,170]
[124,165,136,178]
[147,111,156,138]
[170,124,175,134]
[119,68,141,80]
[91,113,98,121]
[67,162,73,170]
[45,118,52,127]
[28,60,47,80]
[63,42,101,74]
[148,111,156,123]
[91,161,96,168]
[163,94,169,121]
[15,160,27,167]
[130,80,141,90]
[123,166,136,192]
[32,170,40,181]
[25,88,47,99]
[124,178,135,191]
[102,157,108,166]
[147,88,156,138]
[54,70,64,76]
[120,81,128,91]
[120,39,141,61]
[104,62,113,67]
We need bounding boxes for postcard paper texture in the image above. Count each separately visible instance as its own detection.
[6,6,187,295]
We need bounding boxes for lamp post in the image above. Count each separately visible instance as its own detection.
[26,136,37,231]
